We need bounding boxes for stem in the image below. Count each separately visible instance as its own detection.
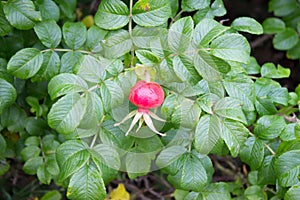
[263,142,276,156]
[129,0,135,67]
[188,131,193,152]
[249,132,276,156]
[88,84,100,92]
[41,48,93,55]
[170,10,184,27]
[39,136,46,162]
[90,115,105,148]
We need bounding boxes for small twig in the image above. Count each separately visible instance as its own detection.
[41,48,93,55]
[170,10,184,27]
[250,34,273,49]
[128,0,135,67]
[249,132,276,155]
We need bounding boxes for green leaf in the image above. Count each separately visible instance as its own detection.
[231,17,263,34]
[62,22,86,50]
[194,50,231,82]
[0,59,13,83]
[172,97,201,129]
[23,156,43,175]
[55,0,76,20]
[0,4,12,36]
[7,48,43,79]
[0,78,17,114]
[41,190,62,200]
[86,26,108,52]
[223,74,255,111]
[60,52,84,73]
[37,163,52,184]
[257,155,276,185]
[210,0,226,17]
[255,78,289,106]
[67,164,106,200]
[255,97,277,116]
[275,150,300,187]
[213,97,247,124]
[210,33,251,64]
[199,182,231,200]
[0,157,10,176]
[261,63,291,78]
[254,115,286,140]
[158,59,181,83]
[1,104,26,132]
[156,146,187,169]
[102,29,132,59]
[99,80,124,112]
[132,26,161,48]
[221,119,249,157]
[102,57,123,76]
[3,0,41,30]
[287,41,300,60]
[126,151,152,175]
[285,183,300,200]
[240,137,264,170]
[135,50,160,66]
[182,0,210,11]
[34,20,61,48]
[56,140,90,182]
[100,120,134,150]
[77,55,107,83]
[244,185,266,200]
[193,18,229,47]
[269,0,298,17]
[20,146,41,161]
[168,153,208,191]
[92,144,120,171]
[194,115,221,154]
[273,28,299,50]
[168,16,194,53]
[197,93,219,114]
[241,57,261,75]
[36,0,60,22]
[31,51,60,82]
[77,92,104,132]
[173,55,201,85]
[48,93,87,134]
[132,0,171,27]
[262,18,286,34]
[94,0,129,30]
[25,117,48,136]
[48,73,88,99]
[0,134,7,154]
[91,151,118,184]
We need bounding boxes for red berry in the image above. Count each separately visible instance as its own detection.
[129,80,164,112]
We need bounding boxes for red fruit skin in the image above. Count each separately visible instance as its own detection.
[129,81,164,112]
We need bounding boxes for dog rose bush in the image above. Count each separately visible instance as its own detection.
[0,0,300,199]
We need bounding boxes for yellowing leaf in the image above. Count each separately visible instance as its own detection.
[108,183,130,200]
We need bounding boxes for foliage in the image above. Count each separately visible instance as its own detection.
[0,0,299,199]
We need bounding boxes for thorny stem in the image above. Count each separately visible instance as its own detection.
[129,0,135,67]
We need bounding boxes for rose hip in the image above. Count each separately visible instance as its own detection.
[114,80,166,136]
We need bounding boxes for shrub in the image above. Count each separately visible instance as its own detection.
[0,0,299,199]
